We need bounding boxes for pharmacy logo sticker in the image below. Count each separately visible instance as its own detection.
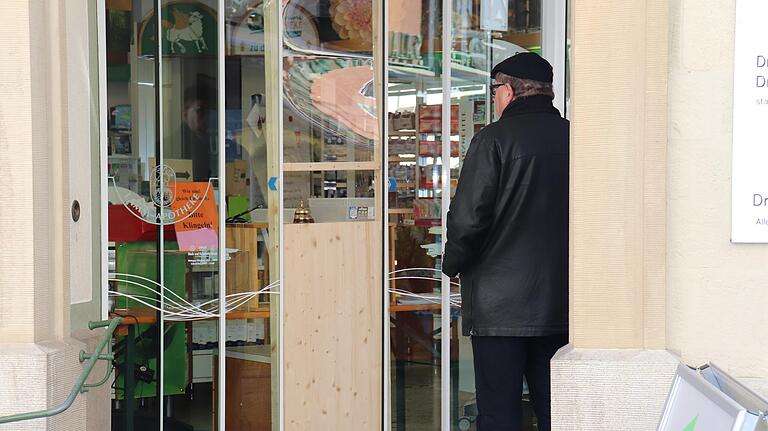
[139,4,217,56]
[110,164,213,226]
[151,164,177,208]
[162,9,208,54]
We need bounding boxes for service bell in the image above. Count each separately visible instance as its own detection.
[293,200,314,224]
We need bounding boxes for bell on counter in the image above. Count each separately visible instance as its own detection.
[293,199,315,224]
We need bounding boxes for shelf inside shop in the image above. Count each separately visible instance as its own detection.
[388,130,418,136]
[388,61,490,84]
[283,161,379,172]
[389,63,436,78]
[414,218,442,227]
[388,208,416,214]
[388,155,417,163]
[393,182,416,189]
[450,62,491,80]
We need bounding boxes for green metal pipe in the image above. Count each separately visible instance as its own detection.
[79,352,114,363]
[88,319,116,330]
[83,334,116,392]
[0,317,122,425]
[83,365,114,392]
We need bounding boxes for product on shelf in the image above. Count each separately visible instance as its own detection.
[418,140,459,157]
[389,32,423,65]
[417,104,459,134]
[388,110,416,132]
[413,199,441,221]
[389,137,417,155]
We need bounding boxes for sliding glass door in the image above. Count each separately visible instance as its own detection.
[384,1,566,430]
[103,1,281,429]
[100,0,563,429]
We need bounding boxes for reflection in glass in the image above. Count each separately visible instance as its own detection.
[158,0,222,428]
[105,0,163,428]
[283,57,376,162]
[387,0,444,429]
[282,0,379,224]
[386,0,545,429]
[223,1,281,429]
[106,1,225,429]
[283,0,373,55]
[449,1,543,430]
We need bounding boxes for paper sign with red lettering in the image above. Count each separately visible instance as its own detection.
[171,182,219,251]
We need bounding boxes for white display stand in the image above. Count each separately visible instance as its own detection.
[658,363,768,431]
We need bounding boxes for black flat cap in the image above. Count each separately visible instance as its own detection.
[491,52,553,83]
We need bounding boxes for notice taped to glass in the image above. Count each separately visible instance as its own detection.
[732,0,768,242]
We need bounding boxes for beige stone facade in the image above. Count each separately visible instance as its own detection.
[0,1,100,429]
[553,0,768,429]
[667,0,768,375]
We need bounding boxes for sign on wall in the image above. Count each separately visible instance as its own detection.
[480,0,509,32]
[732,0,768,242]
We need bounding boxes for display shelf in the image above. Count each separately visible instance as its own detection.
[388,208,415,214]
[389,63,436,78]
[283,161,379,172]
[388,155,417,163]
[451,62,490,80]
[388,130,418,136]
[388,61,490,83]
[392,182,416,190]
[414,219,441,227]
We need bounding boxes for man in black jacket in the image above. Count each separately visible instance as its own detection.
[442,53,569,431]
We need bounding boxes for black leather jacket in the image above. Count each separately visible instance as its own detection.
[442,95,569,336]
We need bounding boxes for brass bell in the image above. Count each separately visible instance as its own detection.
[293,199,314,224]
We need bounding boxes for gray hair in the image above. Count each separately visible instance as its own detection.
[495,72,554,99]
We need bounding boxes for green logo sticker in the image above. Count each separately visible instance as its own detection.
[139,2,217,56]
[683,415,699,431]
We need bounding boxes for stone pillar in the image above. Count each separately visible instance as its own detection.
[0,1,87,429]
[551,0,678,429]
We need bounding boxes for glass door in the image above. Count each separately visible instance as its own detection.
[386,1,445,429]
[221,1,282,430]
[449,3,549,430]
[105,1,167,427]
[103,1,281,429]
[384,1,566,430]
[100,0,564,428]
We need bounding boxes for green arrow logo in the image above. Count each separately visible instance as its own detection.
[682,415,698,431]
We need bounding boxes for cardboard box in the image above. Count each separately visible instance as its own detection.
[226,160,249,196]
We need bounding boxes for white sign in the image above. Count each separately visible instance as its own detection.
[732,0,768,242]
[480,0,509,32]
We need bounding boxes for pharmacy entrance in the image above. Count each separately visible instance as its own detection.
[95,0,567,429]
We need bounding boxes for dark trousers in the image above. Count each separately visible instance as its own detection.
[472,334,568,431]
